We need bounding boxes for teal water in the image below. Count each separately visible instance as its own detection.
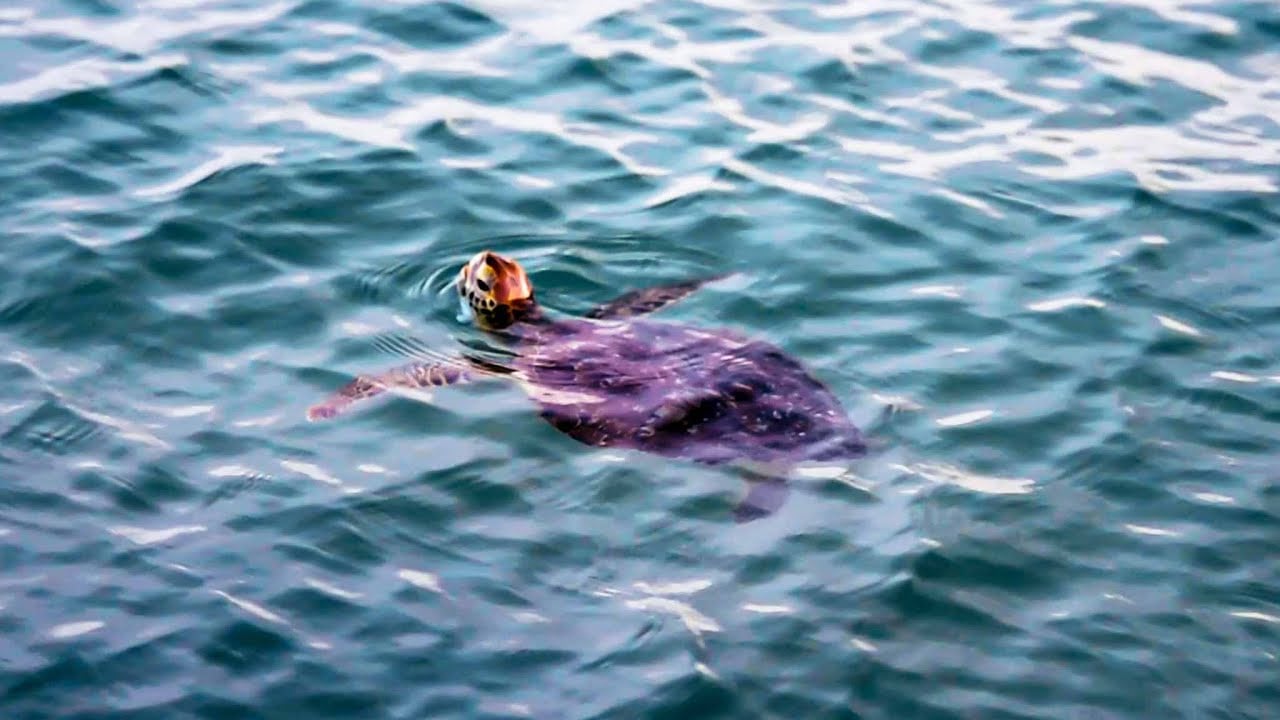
[3,0,1280,717]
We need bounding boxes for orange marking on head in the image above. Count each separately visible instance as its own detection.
[457,250,536,329]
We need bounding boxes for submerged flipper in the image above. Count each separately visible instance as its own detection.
[733,477,790,523]
[307,361,478,421]
[585,274,729,320]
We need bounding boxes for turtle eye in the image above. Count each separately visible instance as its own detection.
[475,279,491,292]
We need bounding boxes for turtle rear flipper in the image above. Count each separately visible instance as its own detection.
[733,477,789,523]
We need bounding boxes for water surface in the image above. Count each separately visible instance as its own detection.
[2,0,1279,717]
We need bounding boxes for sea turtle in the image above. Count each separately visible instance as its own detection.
[308,250,867,520]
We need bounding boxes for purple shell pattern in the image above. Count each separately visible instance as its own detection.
[511,317,866,467]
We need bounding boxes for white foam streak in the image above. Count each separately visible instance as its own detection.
[850,637,878,652]
[66,402,169,449]
[936,409,993,427]
[633,579,712,596]
[1156,315,1204,338]
[305,578,363,601]
[1192,492,1234,505]
[1114,0,1237,34]
[936,188,1004,218]
[721,156,881,214]
[743,603,792,614]
[136,145,282,198]
[625,597,721,634]
[1211,371,1259,383]
[355,37,510,78]
[142,403,215,419]
[794,463,859,480]
[233,414,280,428]
[253,100,409,148]
[911,285,963,299]
[468,0,646,40]
[253,93,665,176]
[900,462,1035,495]
[0,53,184,104]
[0,401,30,416]
[3,3,292,55]
[1027,297,1106,312]
[512,611,550,624]
[49,620,104,639]
[215,591,288,625]
[110,525,206,546]
[1231,610,1280,624]
[398,569,444,594]
[799,7,1278,193]
[209,464,260,478]
[513,174,555,189]
[643,175,735,208]
[1125,524,1180,538]
[281,460,342,486]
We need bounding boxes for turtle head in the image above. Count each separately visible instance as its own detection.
[456,250,536,330]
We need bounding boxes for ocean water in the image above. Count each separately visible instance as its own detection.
[2,0,1279,717]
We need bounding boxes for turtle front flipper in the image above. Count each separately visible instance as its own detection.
[585,274,729,320]
[307,361,479,421]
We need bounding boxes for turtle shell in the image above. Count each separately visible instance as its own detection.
[513,317,866,466]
